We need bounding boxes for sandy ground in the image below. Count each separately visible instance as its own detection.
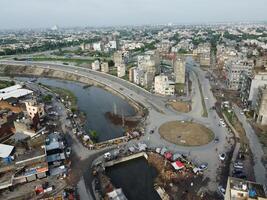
[159,121,214,146]
[0,101,22,113]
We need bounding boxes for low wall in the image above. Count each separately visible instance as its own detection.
[104,152,147,167]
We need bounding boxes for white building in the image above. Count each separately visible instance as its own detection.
[0,85,33,100]
[92,60,100,71]
[100,62,109,73]
[248,72,267,108]
[173,57,186,84]
[224,58,254,90]
[154,75,175,96]
[117,64,126,78]
[93,42,103,51]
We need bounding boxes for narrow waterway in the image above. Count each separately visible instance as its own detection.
[18,77,136,142]
[105,157,160,200]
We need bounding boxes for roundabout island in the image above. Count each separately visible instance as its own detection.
[159,121,214,146]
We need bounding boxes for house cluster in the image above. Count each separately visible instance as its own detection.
[0,84,70,194]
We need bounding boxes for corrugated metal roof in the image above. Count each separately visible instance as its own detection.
[0,143,14,158]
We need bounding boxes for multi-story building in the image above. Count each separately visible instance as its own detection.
[113,51,124,66]
[224,59,254,90]
[117,64,126,78]
[173,57,186,84]
[239,71,252,107]
[25,99,45,119]
[254,85,267,125]
[92,60,100,71]
[225,177,267,200]
[128,67,136,82]
[193,43,211,66]
[240,71,267,108]
[93,42,103,51]
[154,75,175,96]
[100,62,109,73]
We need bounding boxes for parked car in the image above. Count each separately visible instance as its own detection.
[218,186,226,196]
[214,137,219,143]
[234,173,247,179]
[219,153,226,161]
[234,162,244,169]
[198,163,208,171]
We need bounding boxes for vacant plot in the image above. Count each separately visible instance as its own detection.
[168,101,191,113]
[159,121,214,146]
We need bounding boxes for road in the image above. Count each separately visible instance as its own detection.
[0,59,233,191]
[233,105,267,185]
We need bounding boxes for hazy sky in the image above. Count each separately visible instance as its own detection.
[0,0,266,29]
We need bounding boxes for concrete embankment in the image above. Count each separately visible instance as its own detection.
[0,64,145,118]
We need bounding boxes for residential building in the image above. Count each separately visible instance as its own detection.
[100,62,109,73]
[93,42,103,51]
[92,60,100,71]
[117,64,126,78]
[254,85,267,125]
[113,51,124,66]
[224,59,254,90]
[248,72,267,108]
[128,67,136,82]
[225,177,267,200]
[193,43,211,66]
[173,57,186,84]
[154,75,175,96]
[25,99,45,119]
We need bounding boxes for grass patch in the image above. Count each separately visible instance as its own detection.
[41,84,77,111]
[175,83,185,95]
[0,80,15,89]
[197,77,208,117]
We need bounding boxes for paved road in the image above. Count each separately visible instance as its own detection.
[0,60,234,191]
[233,105,267,185]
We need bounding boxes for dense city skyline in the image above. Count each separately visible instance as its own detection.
[1,0,267,29]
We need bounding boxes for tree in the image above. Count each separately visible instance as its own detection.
[90,130,98,142]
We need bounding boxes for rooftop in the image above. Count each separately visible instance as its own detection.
[229,177,266,199]
[0,144,14,158]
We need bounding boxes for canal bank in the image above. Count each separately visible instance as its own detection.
[17,77,138,143]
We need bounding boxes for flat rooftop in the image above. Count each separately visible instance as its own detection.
[229,177,266,199]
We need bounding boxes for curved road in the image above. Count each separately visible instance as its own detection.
[1,59,265,190]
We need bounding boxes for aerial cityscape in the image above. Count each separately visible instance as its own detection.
[0,0,267,200]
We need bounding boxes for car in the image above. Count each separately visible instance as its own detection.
[198,163,208,171]
[240,111,244,115]
[232,169,243,176]
[234,163,244,169]
[219,153,226,161]
[234,173,247,179]
[218,186,226,196]
[204,97,209,100]
[214,137,219,143]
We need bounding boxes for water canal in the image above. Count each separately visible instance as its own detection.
[19,77,136,142]
[105,157,160,200]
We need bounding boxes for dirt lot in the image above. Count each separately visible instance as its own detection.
[252,123,267,166]
[0,101,22,113]
[168,101,191,113]
[159,121,214,146]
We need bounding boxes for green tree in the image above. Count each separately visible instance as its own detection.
[90,130,98,142]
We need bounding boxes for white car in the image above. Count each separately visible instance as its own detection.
[219,153,226,161]
[204,97,209,100]
[234,162,244,169]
